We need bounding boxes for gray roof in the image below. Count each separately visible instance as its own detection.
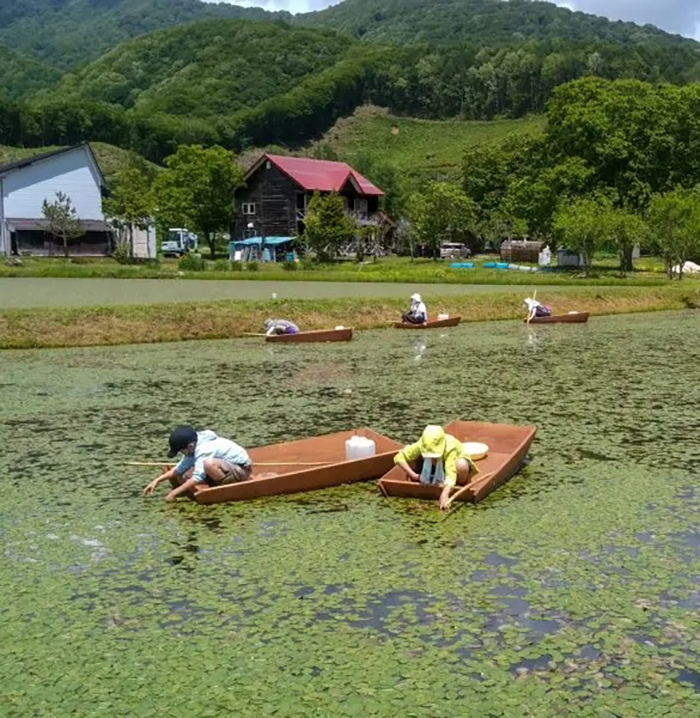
[0,143,106,187]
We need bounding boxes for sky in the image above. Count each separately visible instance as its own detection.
[222,0,700,40]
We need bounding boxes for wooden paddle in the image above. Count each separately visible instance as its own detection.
[242,332,267,337]
[526,289,537,325]
[442,471,494,511]
[126,460,332,468]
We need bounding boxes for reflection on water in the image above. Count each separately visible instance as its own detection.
[1,310,700,715]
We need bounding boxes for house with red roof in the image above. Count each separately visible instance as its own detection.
[232,153,384,241]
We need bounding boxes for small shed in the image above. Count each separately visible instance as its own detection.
[228,236,295,262]
[557,248,584,268]
[500,240,543,263]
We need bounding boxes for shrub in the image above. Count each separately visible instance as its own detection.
[282,260,297,271]
[213,259,231,272]
[178,253,205,272]
[230,260,243,272]
[246,261,259,271]
[112,240,133,265]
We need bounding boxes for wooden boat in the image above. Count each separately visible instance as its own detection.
[526,312,589,324]
[188,428,402,504]
[393,316,461,329]
[377,420,536,504]
[266,327,353,343]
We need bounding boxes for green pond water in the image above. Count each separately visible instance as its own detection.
[0,277,578,308]
[2,312,700,717]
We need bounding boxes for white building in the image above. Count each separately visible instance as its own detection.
[0,143,113,257]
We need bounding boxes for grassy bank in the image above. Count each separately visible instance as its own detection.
[313,107,545,187]
[0,255,683,287]
[1,285,697,349]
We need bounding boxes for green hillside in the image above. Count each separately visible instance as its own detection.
[302,0,696,47]
[312,107,546,183]
[0,0,284,69]
[36,20,352,118]
[0,142,159,184]
[0,46,62,100]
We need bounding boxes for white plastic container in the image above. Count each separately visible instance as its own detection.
[345,435,376,461]
[437,313,450,321]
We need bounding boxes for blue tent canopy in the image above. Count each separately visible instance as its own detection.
[230,236,293,248]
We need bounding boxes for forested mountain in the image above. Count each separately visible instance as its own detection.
[38,20,352,118]
[2,0,696,74]
[0,0,284,68]
[301,0,696,47]
[0,47,62,100]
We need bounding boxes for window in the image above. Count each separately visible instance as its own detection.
[242,203,256,215]
[354,198,368,214]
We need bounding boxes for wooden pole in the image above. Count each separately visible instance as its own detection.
[126,460,332,468]
[443,472,493,510]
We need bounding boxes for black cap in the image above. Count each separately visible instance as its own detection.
[168,425,197,458]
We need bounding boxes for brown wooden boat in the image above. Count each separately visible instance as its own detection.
[526,312,589,324]
[377,420,536,504]
[266,327,353,343]
[188,428,402,504]
[393,316,461,329]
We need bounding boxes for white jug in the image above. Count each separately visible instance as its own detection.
[345,435,376,461]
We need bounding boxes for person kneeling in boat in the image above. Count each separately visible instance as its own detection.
[394,425,478,511]
[265,318,299,336]
[143,425,252,502]
[523,296,551,321]
[402,293,427,325]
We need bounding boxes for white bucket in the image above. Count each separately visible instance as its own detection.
[437,313,449,321]
[462,441,489,460]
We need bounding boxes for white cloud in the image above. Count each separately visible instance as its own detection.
[551,0,700,39]
[205,0,336,12]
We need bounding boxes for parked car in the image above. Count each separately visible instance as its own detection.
[440,242,471,259]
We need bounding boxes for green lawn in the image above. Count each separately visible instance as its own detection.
[2,254,692,288]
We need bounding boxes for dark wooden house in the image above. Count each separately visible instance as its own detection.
[232,154,384,241]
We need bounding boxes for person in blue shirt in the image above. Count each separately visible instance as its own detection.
[265,318,299,336]
[143,426,253,502]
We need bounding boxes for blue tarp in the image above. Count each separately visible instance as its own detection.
[229,236,293,248]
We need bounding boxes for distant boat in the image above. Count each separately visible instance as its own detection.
[266,327,353,343]
[394,316,461,329]
[526,312,589,324]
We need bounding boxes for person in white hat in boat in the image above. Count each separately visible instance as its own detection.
[143,425,253,502]
[393,425,478,510]
[264,318,299,336]
[523,296,551,322]
[402,293,428,325]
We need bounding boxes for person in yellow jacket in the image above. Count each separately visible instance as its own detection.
[394,425,478,510]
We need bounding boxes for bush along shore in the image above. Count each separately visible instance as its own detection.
[0,286,698,349]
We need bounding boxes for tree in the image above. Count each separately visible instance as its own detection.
[103,167,155,258]
[302,192,356,263]
[648,189,700,279]
[41,192,84,257]
[600,207,649,274]
[407,182,476,259]
[153,145,244,259]
[553,197,606,275]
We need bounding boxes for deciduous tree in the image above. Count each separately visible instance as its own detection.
[153,145,244,259]
[408,182,476,259]
[302,192,356,263]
